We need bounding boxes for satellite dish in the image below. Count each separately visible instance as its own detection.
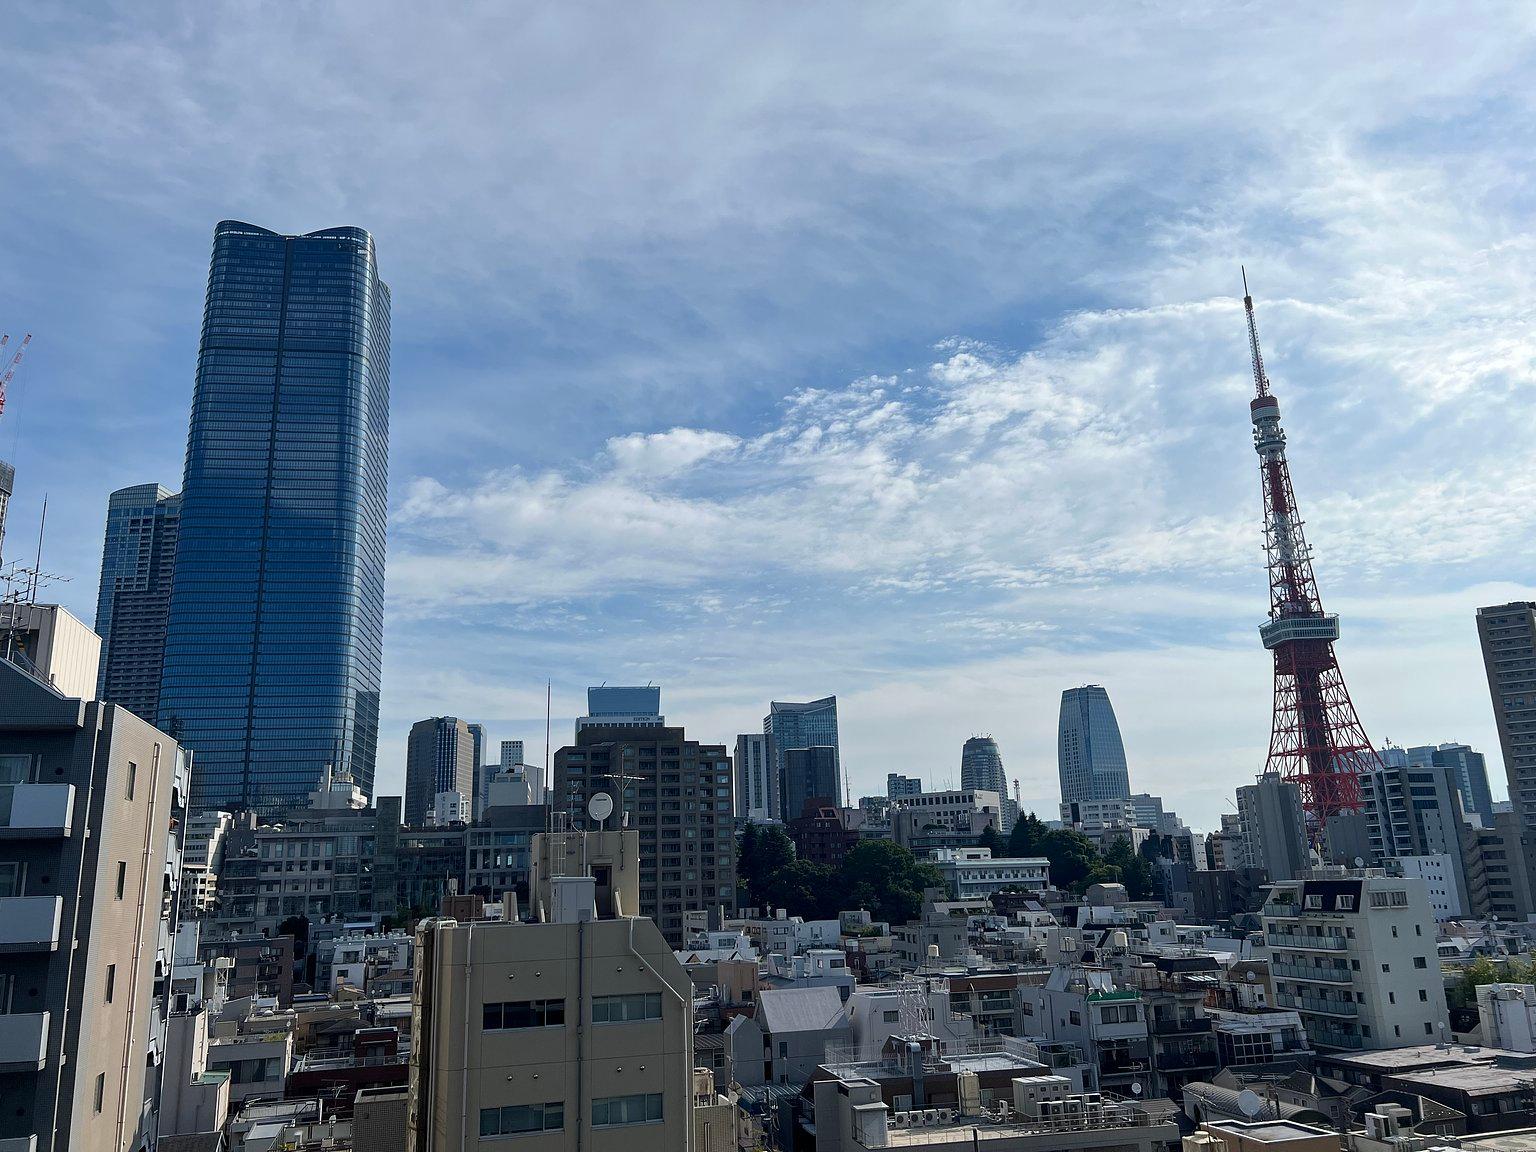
[1245,970,1257,982]
[588,792,615,825]
[1353,856,1365,868]
[1236,1089,1264,1119]
[1130,1083,1143,1097]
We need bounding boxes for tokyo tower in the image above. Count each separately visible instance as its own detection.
[1242,272,1382,825]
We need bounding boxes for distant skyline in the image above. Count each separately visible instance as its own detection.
[2,7,1531,828]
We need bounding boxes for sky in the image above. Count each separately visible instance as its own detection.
[1,4,1533,830]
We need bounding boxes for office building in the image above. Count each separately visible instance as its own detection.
[1236,771,1309,882]
[405,716,476,828]
[931,847,1051,900]
[553,723,735,945]
[158,220,389,816]
[498,738,543,806]
[1261,870,1449,1051]
[887,772,922,799]
[1408,742,1495,825]
[93,483,181,722]
[577,685,663,731]
[0,602,101,701]
[764,696,839,821]
[1057,685,1131,805]
[501,739,525,768]
[467,723,487,819]
[734,732,777,822]
[783,744,839,820]
[0,652,187,1152]
[407,829,699,1151]
[889,789,1003,853]
[962,735,1015,831]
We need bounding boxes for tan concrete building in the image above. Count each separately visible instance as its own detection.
[0,654,182,1151]
[408,829,702,1150]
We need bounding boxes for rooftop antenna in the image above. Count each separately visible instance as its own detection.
[28,493,45,602]
[544,679,552,836]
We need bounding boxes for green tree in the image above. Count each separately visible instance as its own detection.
[842,840,943,925]
[1039,828,1104,891]
[737,823,795,910]
[1007,812,1050,858]
[976,826,1007,856]
[762,860,843,921]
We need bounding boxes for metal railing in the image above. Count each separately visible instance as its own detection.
[1271,961,1352,984]
[1269,932,1349,952]
[1276,992,1357,1018]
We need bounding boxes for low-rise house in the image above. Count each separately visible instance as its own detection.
[728,984,852,1087]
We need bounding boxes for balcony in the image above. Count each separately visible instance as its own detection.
[0,1011,49,1072]
[0,784,74,838]
[0,896,62,952]
[1269,931,1348,952]
[1151,1015,1213,1036]
[1310,1024,1364,1050]
[1156,1047,1220,1070]
[1272,961,1352,985]
[1277,992,1358,1018]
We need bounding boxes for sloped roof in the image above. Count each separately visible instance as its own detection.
[757,985,848,1035]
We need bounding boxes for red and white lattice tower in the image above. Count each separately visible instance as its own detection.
[1243,273,1381,825]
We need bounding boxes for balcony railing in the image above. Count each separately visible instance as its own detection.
[1278,992,1358,1018]
[0,896,62,953]
[1156,1048,1220,1070]
[1309,1024,1364,1050]
[0,784,74,838]
[1269,932,1349,952]
[0,1012,49,1072]
[1272,961,1351,985]
[1151,1016,1212,1036]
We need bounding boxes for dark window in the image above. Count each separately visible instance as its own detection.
[479,1102,564,1135]
[115,862,127,900]
[482,999,566,1030]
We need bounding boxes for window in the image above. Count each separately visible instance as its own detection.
[479,1102,564,1136]
[1415,924,1423,936]
[126,762,137,801]
[1413,957,1428,969]
[0,755,30,785]
[105,964,116,1004]
[1390,891,1409,907]
[1420,990,1429,1002]
[482,999,565,1030]
[1338,895,1355,911]
[1392,925,1399,938]
[1069,1010,1081,1026]
[1370,892,1389,908]
[1425,1022,1435,1035]
[1304,894,1323,909]
[0,972,13,1014]
[115,862,127,900]
[1394,1025,1401,1038]
[94,1072,106,1113]
[593,1093,663,1127]
[0,861,23,899]
[1381,964,1390,973]
[884,1010,900,1023]
[1388,992,1395,1004]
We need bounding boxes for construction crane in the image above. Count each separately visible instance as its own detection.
[0,333,32,418]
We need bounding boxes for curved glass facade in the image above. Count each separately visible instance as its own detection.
[160,221,389,815]
[1057,685,1131,805]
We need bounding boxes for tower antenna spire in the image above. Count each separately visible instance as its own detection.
[1243,282,1380,832]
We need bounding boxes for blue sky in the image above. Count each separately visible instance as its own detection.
[1,4,1533,828]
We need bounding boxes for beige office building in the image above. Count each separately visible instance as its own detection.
[408,830,700,1151]
[0,652,182,1151]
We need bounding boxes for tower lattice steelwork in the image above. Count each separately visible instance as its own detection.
[1243,272,1381,825]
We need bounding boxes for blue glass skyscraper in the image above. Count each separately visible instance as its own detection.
[764,696,840,819]
[160,221,389,815]
[95,483,181,721]
[1057,685,1131,805]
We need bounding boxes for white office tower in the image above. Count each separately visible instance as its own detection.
[408,829,704,1150]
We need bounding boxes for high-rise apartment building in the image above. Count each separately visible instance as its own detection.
[1358,757,1469,916]
[1057,685,1131,805]
[764,696,839,821]
[1261,871,1449,1051]
[734,732,777,822]
[93,483,181,723]
[783,745,839,820]
[0,458,12,565]
[408,830,699,1151]
[1479,604,1536,823]
[0,654,187,1152]
[500,739,525,769]
[886,772,922,799]
[158,220,389,816]
[961,735,1015,831]
[553,724,735,945]
[405,716,477,828]
[1235,771,1309,882]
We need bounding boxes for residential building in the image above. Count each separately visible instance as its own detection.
[93,482,181,722]
[735,732,778,822]
[963,736,1015,832]
[1409,742,1495,825]
[180,808,235,917]
[1057,685,1131,806]
[429,789,471,827]
[784,744,840,820]
[1236,771,1309,882]
[0,655,185,1152]
[1260,870,1450,1051]
[890,789,1003,854]
[1061,797,1137,832]
[0,458,11,566]
[404,716,475,828]
[1462,814,1535,920]
[553,723,735,945]
[577,684,663,731]
[1311,1043,1536,1135]
[931,848,1050,901]
[765,696,839,821]
[1476,983,1536,1052]
[788,801,860,867]
[887,773,923,799]
[407,829,698,1151]
[159,220,390,816]
[1018,965,1153,1095]
[1392,855,1464,919]
[0,602,101,701]
[726,984,851,1087]
[1358,756,1469,913]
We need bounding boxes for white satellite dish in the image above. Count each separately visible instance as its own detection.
[1236,1089,1264,1119]
[1130,1082,1143,1097]
[1353,856,1365,868]
[588,792,615,825]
